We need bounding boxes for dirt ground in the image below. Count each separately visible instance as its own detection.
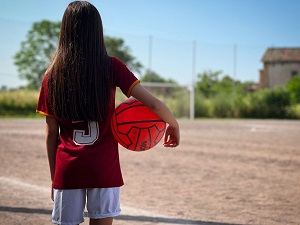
[0,119,299,225]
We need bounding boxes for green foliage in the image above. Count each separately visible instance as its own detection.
[287,104,300,119]
[1,85,300,119]
[14,20,61,89]
[194,93,210,117]
[210,94,235,118]
[286,75,300,104]
[196,70,221,97]
[196,70,252,98]
[0,90,42,117]
[105,36,143,74]
[236,87,291,118]
[140,70,177,83]
[193,70,300,119]
[161,91,190,118]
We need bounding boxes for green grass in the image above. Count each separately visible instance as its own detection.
[0,89,40,118]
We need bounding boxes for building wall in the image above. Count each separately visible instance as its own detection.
[259,69,269,89]
[266,62,300,88]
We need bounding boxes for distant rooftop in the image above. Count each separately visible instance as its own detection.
[261,48,300,63]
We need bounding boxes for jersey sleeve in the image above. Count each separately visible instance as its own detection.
[112,57,140,97]
[36,73,55,118]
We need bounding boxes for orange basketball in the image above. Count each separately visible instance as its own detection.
[111,97,166,151]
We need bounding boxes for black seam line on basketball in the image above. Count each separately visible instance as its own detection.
[152,123,166,132]
[133,129,141,151]
[125,126,135,148]
[117,120,164,126]
[154,125,164,144]
[115,104,144,116]
[111,120,129,146]
[148,128,152,148]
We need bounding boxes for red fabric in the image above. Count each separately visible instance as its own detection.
[36,57,139,189]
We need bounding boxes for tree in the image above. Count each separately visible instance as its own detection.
[14,20,60,89]
[105,36,143,74]
[140,69,177,83]
[196,70,254,97]
[196,70,222,97]
[14,20,143,89]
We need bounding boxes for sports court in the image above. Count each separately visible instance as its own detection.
[0,119,299,225]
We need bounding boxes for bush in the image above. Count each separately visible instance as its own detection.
[240,87,291,118]
[194,93,210,117]
[0,89,40,117]
[286,76,300,104]
[1,85,299,120]
[209,94,235,117]
[230,94,248,118]
[287,104,300,119]
[158,89,190,118]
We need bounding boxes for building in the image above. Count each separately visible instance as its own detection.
[259,48,300,89]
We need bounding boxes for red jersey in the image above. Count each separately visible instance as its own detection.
[36,57,140,189]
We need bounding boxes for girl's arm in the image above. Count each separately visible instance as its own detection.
[131,83,180,147]
[45,117,59,199]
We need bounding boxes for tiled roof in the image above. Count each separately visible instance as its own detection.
[261,48,300,62]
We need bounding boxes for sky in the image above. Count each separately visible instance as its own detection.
[0,0,299,88]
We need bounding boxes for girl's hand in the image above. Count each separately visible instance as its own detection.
[163,125,180,148]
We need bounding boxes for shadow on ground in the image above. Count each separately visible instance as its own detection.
[0,206,244,225]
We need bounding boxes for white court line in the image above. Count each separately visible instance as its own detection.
[0,176,168,218]
[0,176,49,193]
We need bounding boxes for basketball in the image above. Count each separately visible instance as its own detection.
[111,97,166,151]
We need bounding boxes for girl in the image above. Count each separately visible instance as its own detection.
[36,1,180,225]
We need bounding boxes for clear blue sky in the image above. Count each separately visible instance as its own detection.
[0,0,299,88]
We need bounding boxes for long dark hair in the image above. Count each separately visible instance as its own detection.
[48,1,113,121]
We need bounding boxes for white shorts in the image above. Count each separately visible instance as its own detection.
[52,187,121,225]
